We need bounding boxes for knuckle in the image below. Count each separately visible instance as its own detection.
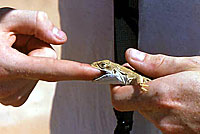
[0,89,25,107]
[187,56,200,67]
[111,97,129,111]
[37,11,49,21]
[111,96,122,110]
[111,99,118,107]
[36,11,51,30]
[148,54,168,76]
[112,100,123,111]
[35,11,53,37]
[152,54,166,68]
[0,96,25,107]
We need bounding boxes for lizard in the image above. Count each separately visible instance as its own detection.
[91,60,151,92]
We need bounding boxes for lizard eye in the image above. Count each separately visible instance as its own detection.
[98,63,106,68]
[113,69,117,74]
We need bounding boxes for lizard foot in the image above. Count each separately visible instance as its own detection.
[139,83,149,92]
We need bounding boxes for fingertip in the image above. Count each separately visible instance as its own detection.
[38,29,67,45]
[82,64,102,80]
[35,11,67,45]
[125,48,132,61]
[125,48,146,72]
[52,27,67,42]
[125,48,132,57]
[36,25,67,45]
[125,48,146,62]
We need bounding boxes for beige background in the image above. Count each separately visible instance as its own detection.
[0,1,60,134]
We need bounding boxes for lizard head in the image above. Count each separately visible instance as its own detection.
[91,60,112,71]
[91,60,124,84]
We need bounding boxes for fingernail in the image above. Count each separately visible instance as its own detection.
[52,27,66,40]
[129,49,146,61]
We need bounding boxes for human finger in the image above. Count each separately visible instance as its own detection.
[0,79,37,107]
[4,47,101,81]
[125,48,200,78]
[110,84,144,111]
[0,32,100,82]
[0,8,67,45]
[25,36,57,58]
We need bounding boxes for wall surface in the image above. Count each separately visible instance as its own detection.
[0,1,60,134]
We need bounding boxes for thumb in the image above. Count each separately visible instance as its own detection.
[0,8,67,44]
[125,48,200,78]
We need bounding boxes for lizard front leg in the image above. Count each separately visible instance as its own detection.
[137,75,149,92]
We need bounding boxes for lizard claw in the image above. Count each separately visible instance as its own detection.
[139,83,149,92]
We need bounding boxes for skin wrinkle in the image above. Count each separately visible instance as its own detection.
[142,100,190,133]
[152,55,179,77]
[186,57,200,71]
[159,73,200,133]
[152,54,166,75]
[35,11,39,37]
[35,11,49,41]
[141,54,165,77]
[24,36,32,53]
[159,123,185,134]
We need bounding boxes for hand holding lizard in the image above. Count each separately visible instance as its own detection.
[110,48,200,134]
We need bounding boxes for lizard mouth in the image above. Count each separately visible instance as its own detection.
[93,71,106,80]
[92,71,125,85]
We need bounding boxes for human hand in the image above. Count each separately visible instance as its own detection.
[0,8,100,106]
[110,48,200,134]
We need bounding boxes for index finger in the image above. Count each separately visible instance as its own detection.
[19,57,102,81]
[5,48,101,81]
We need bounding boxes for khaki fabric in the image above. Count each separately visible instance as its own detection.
[50,0,116,134]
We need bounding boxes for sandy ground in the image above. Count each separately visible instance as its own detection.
[0,1,60,134]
